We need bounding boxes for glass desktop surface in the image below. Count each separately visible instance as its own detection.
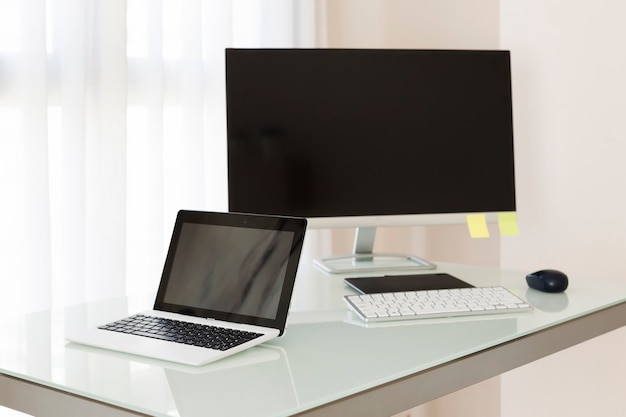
[0,262,625,417]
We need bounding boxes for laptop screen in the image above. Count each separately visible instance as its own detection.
[154,211,307,333]
[164,223,293,319]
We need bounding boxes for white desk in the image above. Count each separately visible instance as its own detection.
[1,262,624,417]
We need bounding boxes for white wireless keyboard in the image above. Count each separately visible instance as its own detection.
[344,286,532,322]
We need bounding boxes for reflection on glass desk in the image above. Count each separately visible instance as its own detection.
[66,343,299,417]
[0,262,624,417]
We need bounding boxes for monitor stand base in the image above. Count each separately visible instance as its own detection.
[313,226,437,274]
[313,253,436,274]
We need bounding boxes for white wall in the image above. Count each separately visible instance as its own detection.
[499,2,626,416]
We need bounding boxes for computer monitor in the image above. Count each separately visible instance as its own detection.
[225,48,516,273]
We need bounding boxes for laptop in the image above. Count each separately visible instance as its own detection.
[66,210,307,366]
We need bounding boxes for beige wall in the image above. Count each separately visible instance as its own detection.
[322,0,499,49]
[316,1,626,416]
[499,1,626,416]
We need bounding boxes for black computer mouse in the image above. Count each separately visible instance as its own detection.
[526,269,569,293]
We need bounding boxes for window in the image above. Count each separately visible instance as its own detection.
[0,0,315,313]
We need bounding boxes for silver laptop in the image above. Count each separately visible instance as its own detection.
[66,210,307,366]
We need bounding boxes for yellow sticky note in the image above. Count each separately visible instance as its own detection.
[466,214,490,238]
[498,212,519,236]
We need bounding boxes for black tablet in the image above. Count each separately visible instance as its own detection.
[344,273,474,294]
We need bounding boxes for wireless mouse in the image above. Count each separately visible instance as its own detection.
[526,269,569,293]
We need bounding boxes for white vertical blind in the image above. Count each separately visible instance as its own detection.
[0,0,315,314]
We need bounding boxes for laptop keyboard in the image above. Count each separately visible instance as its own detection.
[99,314,263,351]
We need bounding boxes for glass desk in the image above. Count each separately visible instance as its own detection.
[0,263,624,417]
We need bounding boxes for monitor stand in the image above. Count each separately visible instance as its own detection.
[313,226,436,274]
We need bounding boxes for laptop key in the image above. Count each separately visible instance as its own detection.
[131,330,177,342]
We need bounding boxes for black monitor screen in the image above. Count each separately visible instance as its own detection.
[226,48,515,219]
